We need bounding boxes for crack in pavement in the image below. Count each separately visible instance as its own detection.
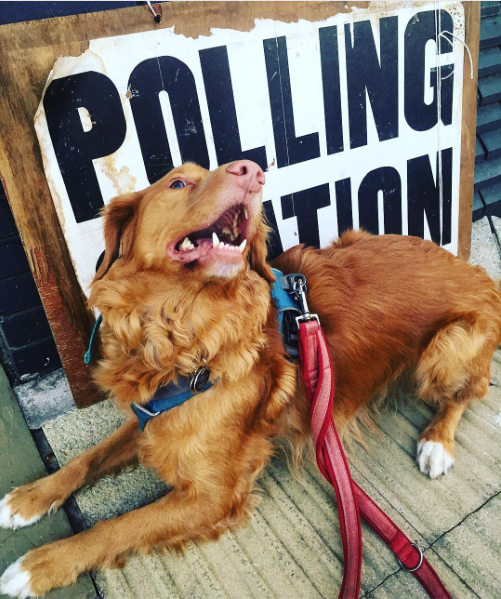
[361,489,501,597]
[429,488,501,550]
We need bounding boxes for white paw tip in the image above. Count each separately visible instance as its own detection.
[0,495,40,530]
[0,556,33,598]
[417,440,454,479]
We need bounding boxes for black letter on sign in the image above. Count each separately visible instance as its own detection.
[335,178,353,236]
[44,72,126,224]
[199,46,267,171]
[129,58,209,183]
[358,167,402,235]
[404,10,454,131]
[429,62,454,127]
[407,148,452,245]
[345,17,399,149]
[320,26,344,155]
[263,37,320,168]
[263,200,284,260]
[281,184,331,248]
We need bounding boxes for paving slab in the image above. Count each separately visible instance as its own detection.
[43,401,166,526]
[348,374,501,545]
[468,216,501,279]
[0,365,95,599]
[433,493,501,598]
[41,343,501,599]
[365,547,477,598]
[14,368,76,430]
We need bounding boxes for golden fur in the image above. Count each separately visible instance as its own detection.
[1,161,500,596]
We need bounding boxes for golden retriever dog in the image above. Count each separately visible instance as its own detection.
[1,160,500,597]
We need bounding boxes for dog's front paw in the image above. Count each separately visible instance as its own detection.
[417,440,454,479]
[0,492,43,530]
[0,479,65,530]
[0,542,80,598]
[0,557,34,598]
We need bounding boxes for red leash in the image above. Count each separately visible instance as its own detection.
[298,318,451,599]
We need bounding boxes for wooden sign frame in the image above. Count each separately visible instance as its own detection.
[0,2,480,408]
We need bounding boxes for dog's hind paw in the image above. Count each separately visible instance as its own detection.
[417,440,454,479]
[0,557,34,598]
[0,494,41,530]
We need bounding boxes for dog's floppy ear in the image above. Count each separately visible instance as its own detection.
[248,220,275,282]
[94,191,143,281]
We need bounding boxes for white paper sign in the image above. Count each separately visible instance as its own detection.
[35,1,465,295]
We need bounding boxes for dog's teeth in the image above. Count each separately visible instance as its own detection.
[238,239,247,252]
[212,232,220,247]
[233,227,239,238]
[180,237,192,251]
[243,207,248,220]
[222,228,232,238]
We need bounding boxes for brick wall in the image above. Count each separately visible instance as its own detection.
[0,189,61,383]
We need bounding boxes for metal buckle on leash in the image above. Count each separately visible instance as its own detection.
[398,542,424,572]
[285,274,320,326]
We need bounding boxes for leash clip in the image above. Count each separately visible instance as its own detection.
[285,274,320,326]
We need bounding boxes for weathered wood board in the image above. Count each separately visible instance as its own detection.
[0,2,479,407]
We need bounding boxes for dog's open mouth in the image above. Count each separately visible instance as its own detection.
[169,203,250,264]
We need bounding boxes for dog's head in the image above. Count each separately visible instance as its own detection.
[95,160,273,283]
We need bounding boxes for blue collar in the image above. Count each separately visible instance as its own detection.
[131,376,214,430]
[85,269,301,430]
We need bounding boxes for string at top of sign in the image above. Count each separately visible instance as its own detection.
[435,1,443,247]
[439,30,474,80]
[434,0,472,250]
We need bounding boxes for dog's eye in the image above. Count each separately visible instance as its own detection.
[170,180,186,189]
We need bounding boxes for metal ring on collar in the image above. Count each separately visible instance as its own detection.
[190,359,211,394]
[398,542,424,572]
